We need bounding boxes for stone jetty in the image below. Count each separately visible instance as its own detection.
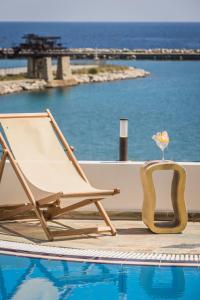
[1,47,200,60]
[0,65,150,95]
[65,48,200,60]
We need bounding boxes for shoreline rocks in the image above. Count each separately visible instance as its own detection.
[74,67,149,84]
[0,66,150,96]
[0,79,47,95]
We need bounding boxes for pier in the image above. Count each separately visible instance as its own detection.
[62,49,200,60]
[0,34,200,81]
[1,47,200,60]
[0,34,75,82]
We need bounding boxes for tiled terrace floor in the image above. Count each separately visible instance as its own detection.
[0,219,200,255]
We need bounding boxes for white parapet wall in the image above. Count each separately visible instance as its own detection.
[0,161,200,213]
[80,161,200,213]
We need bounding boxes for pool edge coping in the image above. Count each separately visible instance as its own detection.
[0,240,199,267]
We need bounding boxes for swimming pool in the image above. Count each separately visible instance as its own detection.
[0,253,199,300]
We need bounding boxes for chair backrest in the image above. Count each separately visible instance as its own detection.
[0,113,90,194]
[1,117,67,162]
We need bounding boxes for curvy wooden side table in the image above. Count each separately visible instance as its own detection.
[141,161,188,233]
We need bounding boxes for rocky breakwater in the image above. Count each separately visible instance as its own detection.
[0,65,150,95]
[67,48,200,60]
[0,79,47,95]
[73,66,150,84]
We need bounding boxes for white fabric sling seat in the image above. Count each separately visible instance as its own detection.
[0,110,119,241]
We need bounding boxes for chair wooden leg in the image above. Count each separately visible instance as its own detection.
[45,197,116,237]
[0,150,8,182]
[95,201,116,235]
[51,226,112,238]
[34,205,53,241]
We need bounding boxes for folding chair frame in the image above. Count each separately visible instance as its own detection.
[0,110,119,241]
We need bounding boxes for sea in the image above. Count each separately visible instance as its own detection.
[0,22,200,49]
[0,22,200,161]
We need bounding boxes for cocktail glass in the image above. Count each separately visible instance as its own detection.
[152,131,169,160]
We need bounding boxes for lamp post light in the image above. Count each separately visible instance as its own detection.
[119,118,128,161]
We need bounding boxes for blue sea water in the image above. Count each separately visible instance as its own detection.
[0,22,200,49]
[0,60,200,162]
[0,254,200,300]
[0,22,200,161]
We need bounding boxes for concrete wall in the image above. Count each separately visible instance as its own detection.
[0,161,200,213]
[81,161,200,213]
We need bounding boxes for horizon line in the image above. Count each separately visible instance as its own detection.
[0,20,200,23]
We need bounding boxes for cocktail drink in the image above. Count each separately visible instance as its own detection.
[152,131,169,160]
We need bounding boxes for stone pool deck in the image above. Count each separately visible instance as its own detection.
[0,219,200,255]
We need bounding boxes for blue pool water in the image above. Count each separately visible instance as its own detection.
[0,60,200,162]
[0,254,200,300]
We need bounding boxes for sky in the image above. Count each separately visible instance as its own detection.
[0,0,200,22]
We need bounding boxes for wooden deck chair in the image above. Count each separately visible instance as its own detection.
[0,110,119,241]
